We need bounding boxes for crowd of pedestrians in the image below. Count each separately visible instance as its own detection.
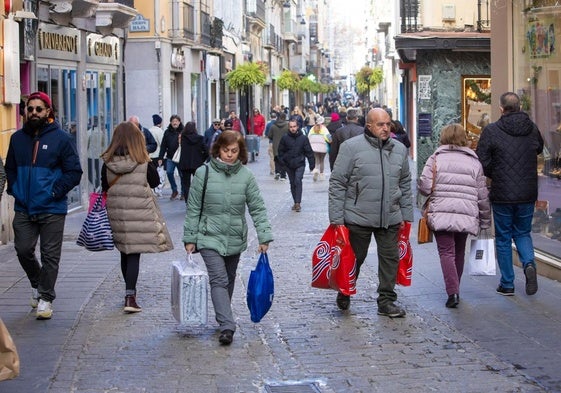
[0,90,544,350]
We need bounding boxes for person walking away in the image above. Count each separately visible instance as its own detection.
[101,122,173,313]
[278,119,315,212]
[329,108,413,316]
[5,91,82,320]
[265,112,277,175]
[247,108,266,137]
[308,116,331,181]
[327,112,342,135]
[127,115,157,155]
[149,114,165,196]
[269,112,289,181]
[418,124,491,308]
[149,114,165,165]
[183,131,273,345]
[158,115,184,200]
[329,108,363,170]
[476,92,544,296]
[391,120,411,149]
[178,122,209,204]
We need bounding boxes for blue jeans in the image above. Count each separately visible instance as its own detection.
[165,159,179,193]
[200,249,240,332]
[492,203,536,289]
[13,212,66,302]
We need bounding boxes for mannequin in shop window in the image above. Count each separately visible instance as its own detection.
[87,115,106,190]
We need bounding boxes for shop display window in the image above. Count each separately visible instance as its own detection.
[514,1,561,257]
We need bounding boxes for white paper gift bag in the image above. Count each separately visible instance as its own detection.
[171,254,208,326]
[468,236,497,276]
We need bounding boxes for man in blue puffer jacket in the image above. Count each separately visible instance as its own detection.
[476,91,544,297]
[5,91,82,320]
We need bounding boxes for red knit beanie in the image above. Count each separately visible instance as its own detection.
[330,113,340,122]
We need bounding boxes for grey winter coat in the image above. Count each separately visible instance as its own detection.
[105,157,173,254]
[418,145,491,236]
[329,132,414,228]
[183,158,273,256]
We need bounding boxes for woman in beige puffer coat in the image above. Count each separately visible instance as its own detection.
[102,122,173,314]
[418,124,491,309]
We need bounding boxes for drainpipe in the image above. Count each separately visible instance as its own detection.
[477,0,482,32]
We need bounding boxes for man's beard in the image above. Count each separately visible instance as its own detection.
[24,117,48,132]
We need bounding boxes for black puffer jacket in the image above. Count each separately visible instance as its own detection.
[179,132,208,171]
[476,111,543,203]
[278,130,315,171]
[158,124,183,160]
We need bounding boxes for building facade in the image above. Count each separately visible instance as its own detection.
[0,0,136,243]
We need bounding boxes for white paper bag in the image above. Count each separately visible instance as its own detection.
[468,237,497,276]
[171,254,208,326]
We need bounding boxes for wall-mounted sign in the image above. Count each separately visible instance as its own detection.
[418,113,433,137]
[130,14,150,32]
[37,23,80,61]
[87,34,120,65]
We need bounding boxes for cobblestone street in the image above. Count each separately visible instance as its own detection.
[1,139,560,392]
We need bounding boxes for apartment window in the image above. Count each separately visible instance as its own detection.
[400,0,419,33]
[183,2,195,39]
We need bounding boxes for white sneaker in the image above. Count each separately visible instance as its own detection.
[36,299,53,320]
[30,288,39,308]
[319,173,325,181]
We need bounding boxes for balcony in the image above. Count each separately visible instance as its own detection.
[246,0,266,31]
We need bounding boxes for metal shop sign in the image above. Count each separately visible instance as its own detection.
[87,34,120,65]
[37,23,80,61]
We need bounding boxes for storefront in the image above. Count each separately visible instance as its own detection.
[493,0,561,267]
[36,24,125,209]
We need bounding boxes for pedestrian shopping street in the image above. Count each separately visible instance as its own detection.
[0,139,560,392]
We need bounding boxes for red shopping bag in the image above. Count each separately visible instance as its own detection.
[396,222,413,286]
[312,224,357,296]
[88,192,107,213]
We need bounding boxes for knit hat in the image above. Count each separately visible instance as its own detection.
[316,116,325,125]
[330,113,340,122]
[152,114,163,125]
[27,91,55,119]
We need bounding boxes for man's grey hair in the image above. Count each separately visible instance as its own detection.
[346,108,360,120]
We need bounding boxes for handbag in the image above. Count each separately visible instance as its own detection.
[468,230,497,276]
[397,222,413,286]
[172,146,181,164]
[76,193,115,251]
[417,217,433,244]
[246,252,274,323]
[171,254,209,326]
[418,158,436,244]
[311,224,357,296]
[0,318,19,381]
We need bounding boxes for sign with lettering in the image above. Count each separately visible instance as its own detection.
[130,14,150,32]
[37,23,80,61]
[87,34,120,65]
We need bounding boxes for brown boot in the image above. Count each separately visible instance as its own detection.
[294,203,301,212]
[124,295,142,313]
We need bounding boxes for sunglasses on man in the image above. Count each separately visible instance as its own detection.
[27,106,47,113]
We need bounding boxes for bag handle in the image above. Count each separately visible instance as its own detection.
[199,164,209,221]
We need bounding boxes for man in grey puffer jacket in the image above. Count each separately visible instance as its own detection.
[329,108,414,316]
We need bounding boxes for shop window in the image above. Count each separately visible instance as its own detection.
[514,2,561,258]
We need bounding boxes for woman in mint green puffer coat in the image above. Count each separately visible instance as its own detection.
[183,130,273,345]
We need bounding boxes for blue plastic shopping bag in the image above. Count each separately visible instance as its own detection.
[246,252,274,323]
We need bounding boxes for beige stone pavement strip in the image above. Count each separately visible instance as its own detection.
[0,138,558,392]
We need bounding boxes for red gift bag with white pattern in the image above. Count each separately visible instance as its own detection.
[396,222,413,286]
[311,224,356,296]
